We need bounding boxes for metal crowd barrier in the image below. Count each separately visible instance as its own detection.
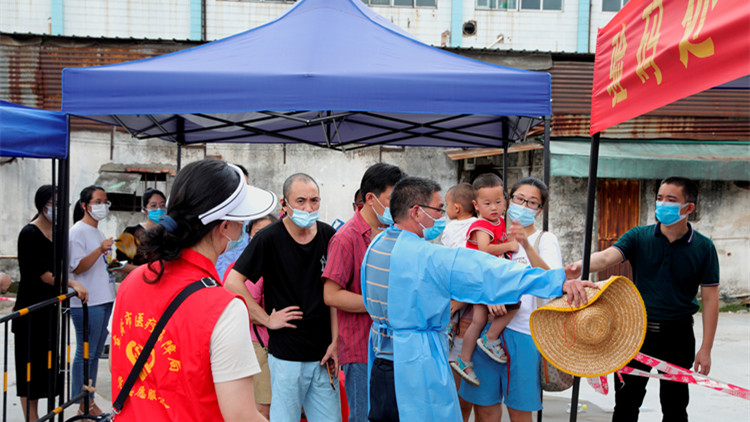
[1,292,99,422]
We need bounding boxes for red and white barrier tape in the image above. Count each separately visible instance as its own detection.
[586,352,749,400]
[0,297,15,302]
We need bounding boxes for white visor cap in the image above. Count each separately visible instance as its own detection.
[198,164,277,224]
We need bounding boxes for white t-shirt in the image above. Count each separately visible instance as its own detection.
[506,230,563,335]
[68,221,116,307]
[441,217,477,248]
[107,298,260,384]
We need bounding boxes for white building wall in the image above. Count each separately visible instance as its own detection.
[0,0,52,35]
[1,0,622,53]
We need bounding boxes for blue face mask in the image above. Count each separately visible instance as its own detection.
[372,195,394,226]
[289,208,319,229]
[418,207,447,240]
[147,208,166,224]
[507,202,537,227]
[655,201,689,226]
[223,222,248,254]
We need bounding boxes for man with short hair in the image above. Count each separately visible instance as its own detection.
[361,176,594,422]
[226,173,341,422]
[567,176,719,422]
[323,163,406,422]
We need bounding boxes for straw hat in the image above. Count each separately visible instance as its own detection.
[530,276,646,377]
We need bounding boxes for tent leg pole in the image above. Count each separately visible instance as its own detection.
[570,132,601,422]
[176,116,185,171]
[57,120,71,422]
[543,116,551,231]
[177,144,182,171]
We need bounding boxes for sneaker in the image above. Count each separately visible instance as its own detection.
[450,357,480,386]
[477,333,507,363]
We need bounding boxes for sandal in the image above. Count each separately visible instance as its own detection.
[450,356,480,386]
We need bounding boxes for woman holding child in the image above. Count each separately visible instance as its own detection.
[459,177,563,422]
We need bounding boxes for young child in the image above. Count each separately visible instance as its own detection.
[441,183,477,248]
[443,183,479,421]
[450,173,519,386]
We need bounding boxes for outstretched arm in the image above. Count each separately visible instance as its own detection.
[564,246,624,279]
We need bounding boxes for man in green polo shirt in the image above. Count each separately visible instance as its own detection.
[566,176,719,422]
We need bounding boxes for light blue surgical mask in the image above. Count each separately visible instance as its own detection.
[147,208,166,224]
[655,201,689,226]
[507,202,537,227]
[289,208,319,229]
[372,195,394,226]
[418,207,447,240]
[223,222,248,254]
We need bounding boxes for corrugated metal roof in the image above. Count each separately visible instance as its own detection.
[1,33,200,131]
[550,61,750,140]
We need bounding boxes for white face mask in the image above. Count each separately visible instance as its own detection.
[88,203,109,221]
[43,206,55,222]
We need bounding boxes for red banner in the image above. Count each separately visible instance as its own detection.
[590,0,750,135]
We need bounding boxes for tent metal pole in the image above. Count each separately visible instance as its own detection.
[176,116,185,171]
[543,116,551,231]
[56,119,71,422]
[569,131,601,422]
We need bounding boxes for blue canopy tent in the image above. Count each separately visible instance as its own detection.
[0,100,72,419]
[0,100,69,159]
[61,0,551,149]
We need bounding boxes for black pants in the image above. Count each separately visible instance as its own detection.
[613,318,695,422]
[369,358,399,422]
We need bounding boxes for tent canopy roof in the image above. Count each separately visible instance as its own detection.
[61,0,551,150]
[0,101,68,159]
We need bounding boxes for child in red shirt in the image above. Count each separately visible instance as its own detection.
[450,173,519,386]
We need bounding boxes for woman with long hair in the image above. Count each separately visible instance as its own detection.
[110,160,275,421]
[15,185,87,421]
[69,185,116,415]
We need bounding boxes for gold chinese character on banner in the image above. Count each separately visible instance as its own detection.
[607,24,629,107]
[148,389,158,401]
[124,312,132,328]
[168,358,182,372]
[144,318,157,333]
[636,0,663,84]
[679,0,718,67]
[162,340,176,355]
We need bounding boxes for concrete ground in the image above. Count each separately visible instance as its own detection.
[0,309,747,421]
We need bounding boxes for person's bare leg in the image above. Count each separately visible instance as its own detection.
[459,306,488,375]
[19,397,39,421]
[452,371,475,422]
[475,403,502,421]
[507,406,533,422]
[486,308,519,341]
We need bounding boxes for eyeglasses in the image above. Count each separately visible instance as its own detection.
[510,195,542,210]
[417,204,446,216]
[90,200,112,207]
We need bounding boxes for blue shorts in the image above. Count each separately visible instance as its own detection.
[458,328,542,411]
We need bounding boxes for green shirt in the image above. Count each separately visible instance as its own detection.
[613,223,719,321]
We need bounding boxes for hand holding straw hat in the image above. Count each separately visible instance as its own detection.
[530,276,647,377]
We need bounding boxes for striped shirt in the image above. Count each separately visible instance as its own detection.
[361,226,401,360]
[321,210,372,365]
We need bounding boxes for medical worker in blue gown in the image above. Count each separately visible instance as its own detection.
[361,177,594,422]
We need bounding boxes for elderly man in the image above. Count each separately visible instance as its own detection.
[226,173,340,422]
[360,176,594,422]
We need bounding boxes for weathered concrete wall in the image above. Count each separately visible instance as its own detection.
[0,129,456,276]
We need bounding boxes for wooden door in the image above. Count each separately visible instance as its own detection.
[596,179,640,281]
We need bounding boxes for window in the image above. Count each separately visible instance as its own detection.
[520,0,562,11]
[603,0,628,12]
[477,0,518,10]
[362,0,437,7]
[94,165,174,212]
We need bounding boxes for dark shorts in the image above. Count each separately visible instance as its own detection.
[368,358,399,422]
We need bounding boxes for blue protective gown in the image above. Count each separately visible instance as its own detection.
[361,228,565,421]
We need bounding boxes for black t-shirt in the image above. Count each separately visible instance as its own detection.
[234,219,336,361]
[14,224,57,330]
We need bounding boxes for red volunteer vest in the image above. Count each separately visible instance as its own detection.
[110,249,237,421]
